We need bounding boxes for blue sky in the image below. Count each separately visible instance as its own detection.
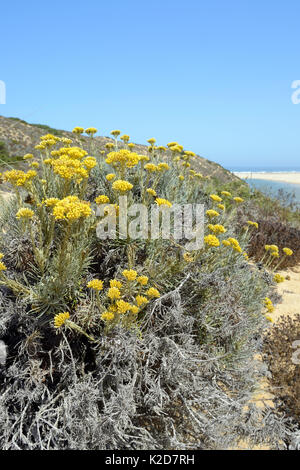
[1,0,300,169]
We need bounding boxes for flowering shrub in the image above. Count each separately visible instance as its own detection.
[0,129,292,449]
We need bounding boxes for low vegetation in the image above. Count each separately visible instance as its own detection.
[0,128,297,449]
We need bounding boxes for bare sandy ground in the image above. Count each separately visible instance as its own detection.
[237,264,300,450]
[234,172,300,185]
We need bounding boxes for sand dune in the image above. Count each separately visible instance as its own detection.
[234,172,300,185]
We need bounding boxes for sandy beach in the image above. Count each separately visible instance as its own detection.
[234,172,300,185]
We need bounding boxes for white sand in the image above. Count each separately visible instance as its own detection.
[234,172,300,185]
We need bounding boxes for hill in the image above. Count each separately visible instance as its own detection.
[0,115,240,184]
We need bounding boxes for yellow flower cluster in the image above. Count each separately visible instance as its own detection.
[16,208,35,219]
[247,221,259,229]
[146,188,157,196]
[52,196,92,221]
[144,163,158,172]
[54,312,70,328]
[87,279,104,291]
[264,297,275,313]
[273,274,284,283]
[122,269,138,281]
[221,191,232,197]
[206,209,219,218]
[3,169,37,187]
[265,244,279,257]
[85,127,98,135]
[283,247,293,256]
[112,180,133,192]
[155,198,172,208]
[204,234,220,247]
[0,254,7,272]
[95,195,110,204]
[106,149,140,169]
[95,269,160,325]
[207,224,226,234]
[157,162,170,171]
[223,238,242,253]
[233,197,244,203]
[210,194,222,203]
[72,127,84,134]
[46,146,97,181]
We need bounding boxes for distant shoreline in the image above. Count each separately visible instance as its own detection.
[234,171,300,185]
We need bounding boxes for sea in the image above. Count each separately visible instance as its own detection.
[229,167,300,207]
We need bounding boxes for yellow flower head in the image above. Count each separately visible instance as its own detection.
[106,173,116,181]
[210,194,222,203]
[130,305,139,315]
[54,312,70,328]
[85,127,98,136]
[227,237,242,253]
[146,188,157,196]
[112,180,133,192]
[137,275,148,285]
[155,198,172,208]
[221,191,232,197]
[0,261,7,272]
[136,295,148,306]
[274,274,284,283]
[16,208,34,219]
[107,287,121,300]
[146,287,160,298]
[207,224,226,234]
[60,138,73,145]
[116,299,132,314]
[72,127,84,134]
[105,143,115,150]
[52,196,92,221]
[44,198,60,207]
[217,204,225,211]
[283,247,293,256]
[95,195,110,205]
[204,234,220,247]
[206,209,219,218]
[101,311,115,322]
[144,163,158,172]
[233,197,244,203]
[83,156,97,170]
[122,269,138,281]
[265,244,278,252]
[157,162,170,171]
[120,134,130,142]
[147,138,156,145]
[183,252,194,262]
[106,149,140,168]
[3,169,36,187]
[247,221,259,229]
[23,153,34,160]
[109,279,123,289]
[87,279,103,291]
[110,130,121,137]
[264,297,275,313]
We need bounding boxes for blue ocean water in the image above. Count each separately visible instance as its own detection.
[229,167,300,206]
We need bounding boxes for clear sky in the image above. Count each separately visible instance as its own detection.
[1,0,300,169]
